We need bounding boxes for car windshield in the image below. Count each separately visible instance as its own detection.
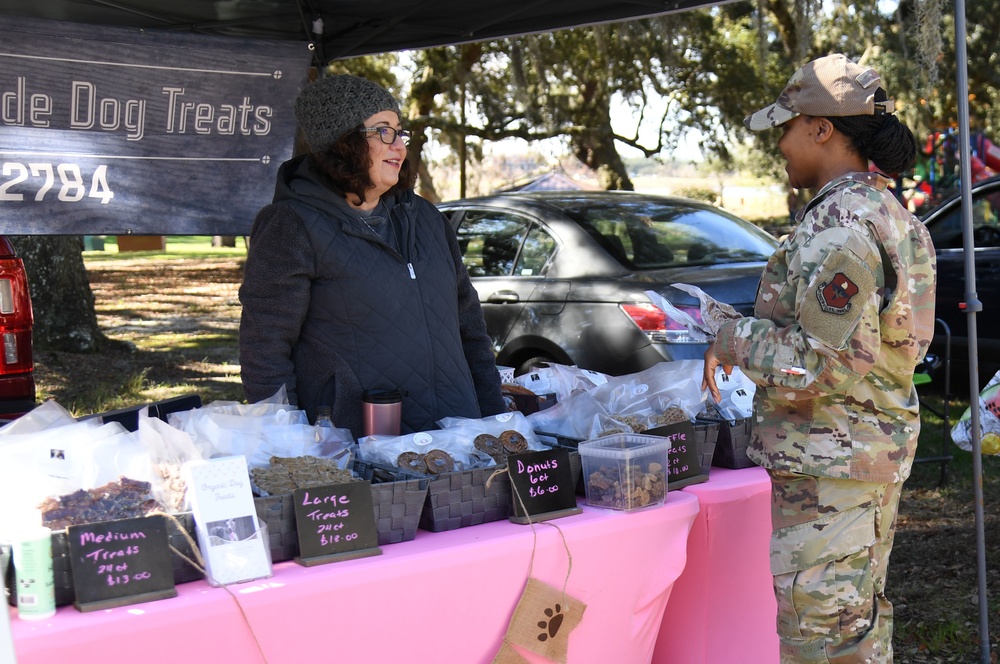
[560,199,777,269]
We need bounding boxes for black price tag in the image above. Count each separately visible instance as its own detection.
[648,421,708,490]
[292,482,382,566]
[67,515,177,612]
[508,448,581,524]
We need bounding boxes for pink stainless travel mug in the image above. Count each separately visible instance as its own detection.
[362,389,402,436]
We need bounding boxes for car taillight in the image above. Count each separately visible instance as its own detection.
[3,332,18,364]
[0,278,13,314]
[619,302,706,344]
[0,259,34,374]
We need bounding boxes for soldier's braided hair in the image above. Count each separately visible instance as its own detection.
[828,88,917,176]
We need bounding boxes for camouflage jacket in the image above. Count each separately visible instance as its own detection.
[714,172,937,482]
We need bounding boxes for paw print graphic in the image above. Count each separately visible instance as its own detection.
[537,604,565,642]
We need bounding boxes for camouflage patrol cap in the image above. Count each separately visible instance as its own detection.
[745,54,896,131]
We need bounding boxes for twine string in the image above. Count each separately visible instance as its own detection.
[149,510,269,664]
[487,465,574,601]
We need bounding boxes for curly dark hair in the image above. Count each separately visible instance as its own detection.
[827,88,918,176]
[311,126,417,201]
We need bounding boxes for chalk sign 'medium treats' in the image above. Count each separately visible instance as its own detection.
[67,515,176,611]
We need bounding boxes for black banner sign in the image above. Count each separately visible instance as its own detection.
[0,15,311,235]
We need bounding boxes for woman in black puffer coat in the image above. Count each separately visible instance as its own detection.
[239,74,505,438]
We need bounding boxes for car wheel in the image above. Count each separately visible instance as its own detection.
[515,355,555,376]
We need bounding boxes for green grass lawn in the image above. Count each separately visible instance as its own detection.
[83,235,248,260]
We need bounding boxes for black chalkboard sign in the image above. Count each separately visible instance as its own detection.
[648,421,708,490]
[67,515,177,612]
[292,482,382,566]
[507,448,582,524]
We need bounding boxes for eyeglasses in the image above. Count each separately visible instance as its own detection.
[360,126,412,146]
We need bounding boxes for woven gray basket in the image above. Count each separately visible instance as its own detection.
[254,474,429,560]
[700,416,757,469]
[419,466,512,532]
[419,450,582,532]
[355,449,581,534]
[691,421,720,475]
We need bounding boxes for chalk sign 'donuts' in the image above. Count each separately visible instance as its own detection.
[507,448,581,524]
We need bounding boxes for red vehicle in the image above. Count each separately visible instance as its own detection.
[0,237,35,417]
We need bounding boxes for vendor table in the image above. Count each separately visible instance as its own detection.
[11,492,699,664]
[653,466,779,664]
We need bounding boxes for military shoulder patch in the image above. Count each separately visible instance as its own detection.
[799,244,877,350]
[816,272,859,314]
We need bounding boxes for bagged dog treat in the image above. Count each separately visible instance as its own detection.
[513,363,609,402]
[645,285,741,341]
[706,366,755,421]
[951,369,1000,455]
[527,360,708,440]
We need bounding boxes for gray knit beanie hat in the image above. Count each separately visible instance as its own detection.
[294,74,401,153]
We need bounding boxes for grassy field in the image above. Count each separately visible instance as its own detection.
[90,234,249,258]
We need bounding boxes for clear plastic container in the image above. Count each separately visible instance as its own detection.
[578,434,670,511]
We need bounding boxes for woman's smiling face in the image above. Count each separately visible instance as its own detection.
[776,115,825,190]
[362,110,406,201]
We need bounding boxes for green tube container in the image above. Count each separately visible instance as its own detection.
[12,526,56,620]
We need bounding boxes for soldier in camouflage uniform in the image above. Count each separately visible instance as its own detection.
[703,54,937,663]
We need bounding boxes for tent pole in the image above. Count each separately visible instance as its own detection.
[952,0,990,661]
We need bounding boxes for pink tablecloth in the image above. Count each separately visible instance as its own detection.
[653,466,779,664]
[11,492,698,664]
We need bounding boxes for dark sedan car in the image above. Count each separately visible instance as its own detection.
[437,191,778,376]
[920,175,1000,387]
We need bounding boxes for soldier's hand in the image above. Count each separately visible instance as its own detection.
[703,343,733,403]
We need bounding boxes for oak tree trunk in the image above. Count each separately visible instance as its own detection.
[11,236,121,353]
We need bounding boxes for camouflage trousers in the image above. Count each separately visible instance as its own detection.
[768,470,903,663]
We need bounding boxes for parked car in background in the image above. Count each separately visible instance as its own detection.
[0,237,35,416]
[437,191,778,376]
[920,174,1000,389]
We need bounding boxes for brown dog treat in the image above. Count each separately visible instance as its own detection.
[423,449,456,474]
[397,451,428,474]
[473,433,505,461]
[499,430,529,455]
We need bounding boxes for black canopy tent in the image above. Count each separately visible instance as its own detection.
[0,0,736,63]
[0,0,989,659]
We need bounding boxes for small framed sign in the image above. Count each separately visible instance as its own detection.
[292,481,381,566]
[648,421,708,490]
[184,455,272,586]
[507,448,581,524]
[67,515,177,612]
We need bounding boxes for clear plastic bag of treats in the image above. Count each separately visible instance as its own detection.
[645,284,741,341]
